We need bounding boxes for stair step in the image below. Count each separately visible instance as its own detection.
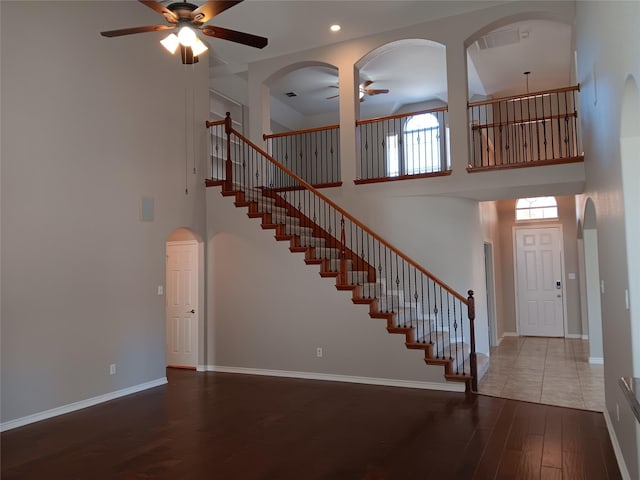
[314,247,341,259]
[283,224,314,236]
[415,330,450,346]
[326,258,352,273]
[433,341,469,369]
[298,236,326,248]
[243,189,276,203]
[345,270,368,285]
[257,205,288,216]
[271,212,300,225]
[359,282,391,298]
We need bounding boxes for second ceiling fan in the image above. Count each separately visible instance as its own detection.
[327,80,390,102]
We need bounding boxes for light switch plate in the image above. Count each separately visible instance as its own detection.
[568,273,576,280]
[157,285,164,296]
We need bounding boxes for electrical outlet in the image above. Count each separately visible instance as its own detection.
[110,364,116,375]
[316,347,323,358]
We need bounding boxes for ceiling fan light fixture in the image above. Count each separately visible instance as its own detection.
[178,25,197,47]
[191,37,208,57]
[160,33,180,54]
[330,24,341,32]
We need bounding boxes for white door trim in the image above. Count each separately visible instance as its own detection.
[512,223,567,337]
[484,241,499,347]
[166,239,199,368]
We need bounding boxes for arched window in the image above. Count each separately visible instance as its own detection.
[404,113,441,174]
[385,112,444,177]
[516,196,558,221]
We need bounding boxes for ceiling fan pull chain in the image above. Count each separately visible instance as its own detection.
[185,81,189,195]
[192,63,197,175]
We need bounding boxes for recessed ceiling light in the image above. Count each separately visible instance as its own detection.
[330,24,341,32]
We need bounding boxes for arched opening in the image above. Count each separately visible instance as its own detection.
[264,61,341,187]
[465,17,578,169]
[620,75,640,375]
[582,198,604,364]
[466,17,574,99]
[166,227,204,370]
[266,61,340,131]
[354,39,449,181]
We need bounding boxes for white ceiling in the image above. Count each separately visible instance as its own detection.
[154,1,574,118]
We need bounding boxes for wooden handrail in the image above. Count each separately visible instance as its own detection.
[471,112,578,131]
[356,105,448,126]
[263,124,340,141]
[205,119,226,128]
[229,127,467,304]
[468,84,580,108]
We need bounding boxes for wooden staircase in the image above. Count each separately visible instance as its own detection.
[207,179,485,391]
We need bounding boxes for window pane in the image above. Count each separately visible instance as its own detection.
[403,113,440,174]
[515,196,558,221]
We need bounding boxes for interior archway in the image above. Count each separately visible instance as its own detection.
[582,198,604,363]
[620,75,640,375]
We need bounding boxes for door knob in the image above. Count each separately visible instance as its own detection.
[188,309,195,314]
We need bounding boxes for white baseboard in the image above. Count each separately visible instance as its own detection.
[498,332,518,345]
[589,356,604,365]
[566,333,585,339]
[582,334,589,340]
[603,409,632,480]
[0,377,167,432]
[205,365,466,393]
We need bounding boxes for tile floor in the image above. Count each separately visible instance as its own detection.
[478,336,605,411]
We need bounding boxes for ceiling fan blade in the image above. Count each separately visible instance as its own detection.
[363,80,374,88]
[365,89,390,95]
[100,24,175,38]
[192,1,244,23]
[201,25,267,49]
[138,1,178,22]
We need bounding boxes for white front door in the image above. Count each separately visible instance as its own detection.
[166,241,198,368]
[515,226,565,337]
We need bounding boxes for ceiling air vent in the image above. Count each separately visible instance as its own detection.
[476,28,521,50]
[285,92,297,97]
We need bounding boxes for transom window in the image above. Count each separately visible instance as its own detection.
[515,196,558,221]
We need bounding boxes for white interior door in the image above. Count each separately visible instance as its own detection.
[515,226,565,337]
[166,241,198,368]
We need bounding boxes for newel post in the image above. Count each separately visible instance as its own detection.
[468,290,478,392]
[224,112,233,192]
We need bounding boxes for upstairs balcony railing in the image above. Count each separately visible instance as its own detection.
[263,124,341,189]
[467,85,583,171]
[207,113,478,391]
[355,107,451,184]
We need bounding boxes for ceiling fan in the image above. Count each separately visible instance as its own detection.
[326,80,390,102]
[100,0,268,64]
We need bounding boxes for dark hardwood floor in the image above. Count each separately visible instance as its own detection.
[1,369,621,479]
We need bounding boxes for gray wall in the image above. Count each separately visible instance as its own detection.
[206,189,466,387]
[1,1,209,423]
[576,1,640,477]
